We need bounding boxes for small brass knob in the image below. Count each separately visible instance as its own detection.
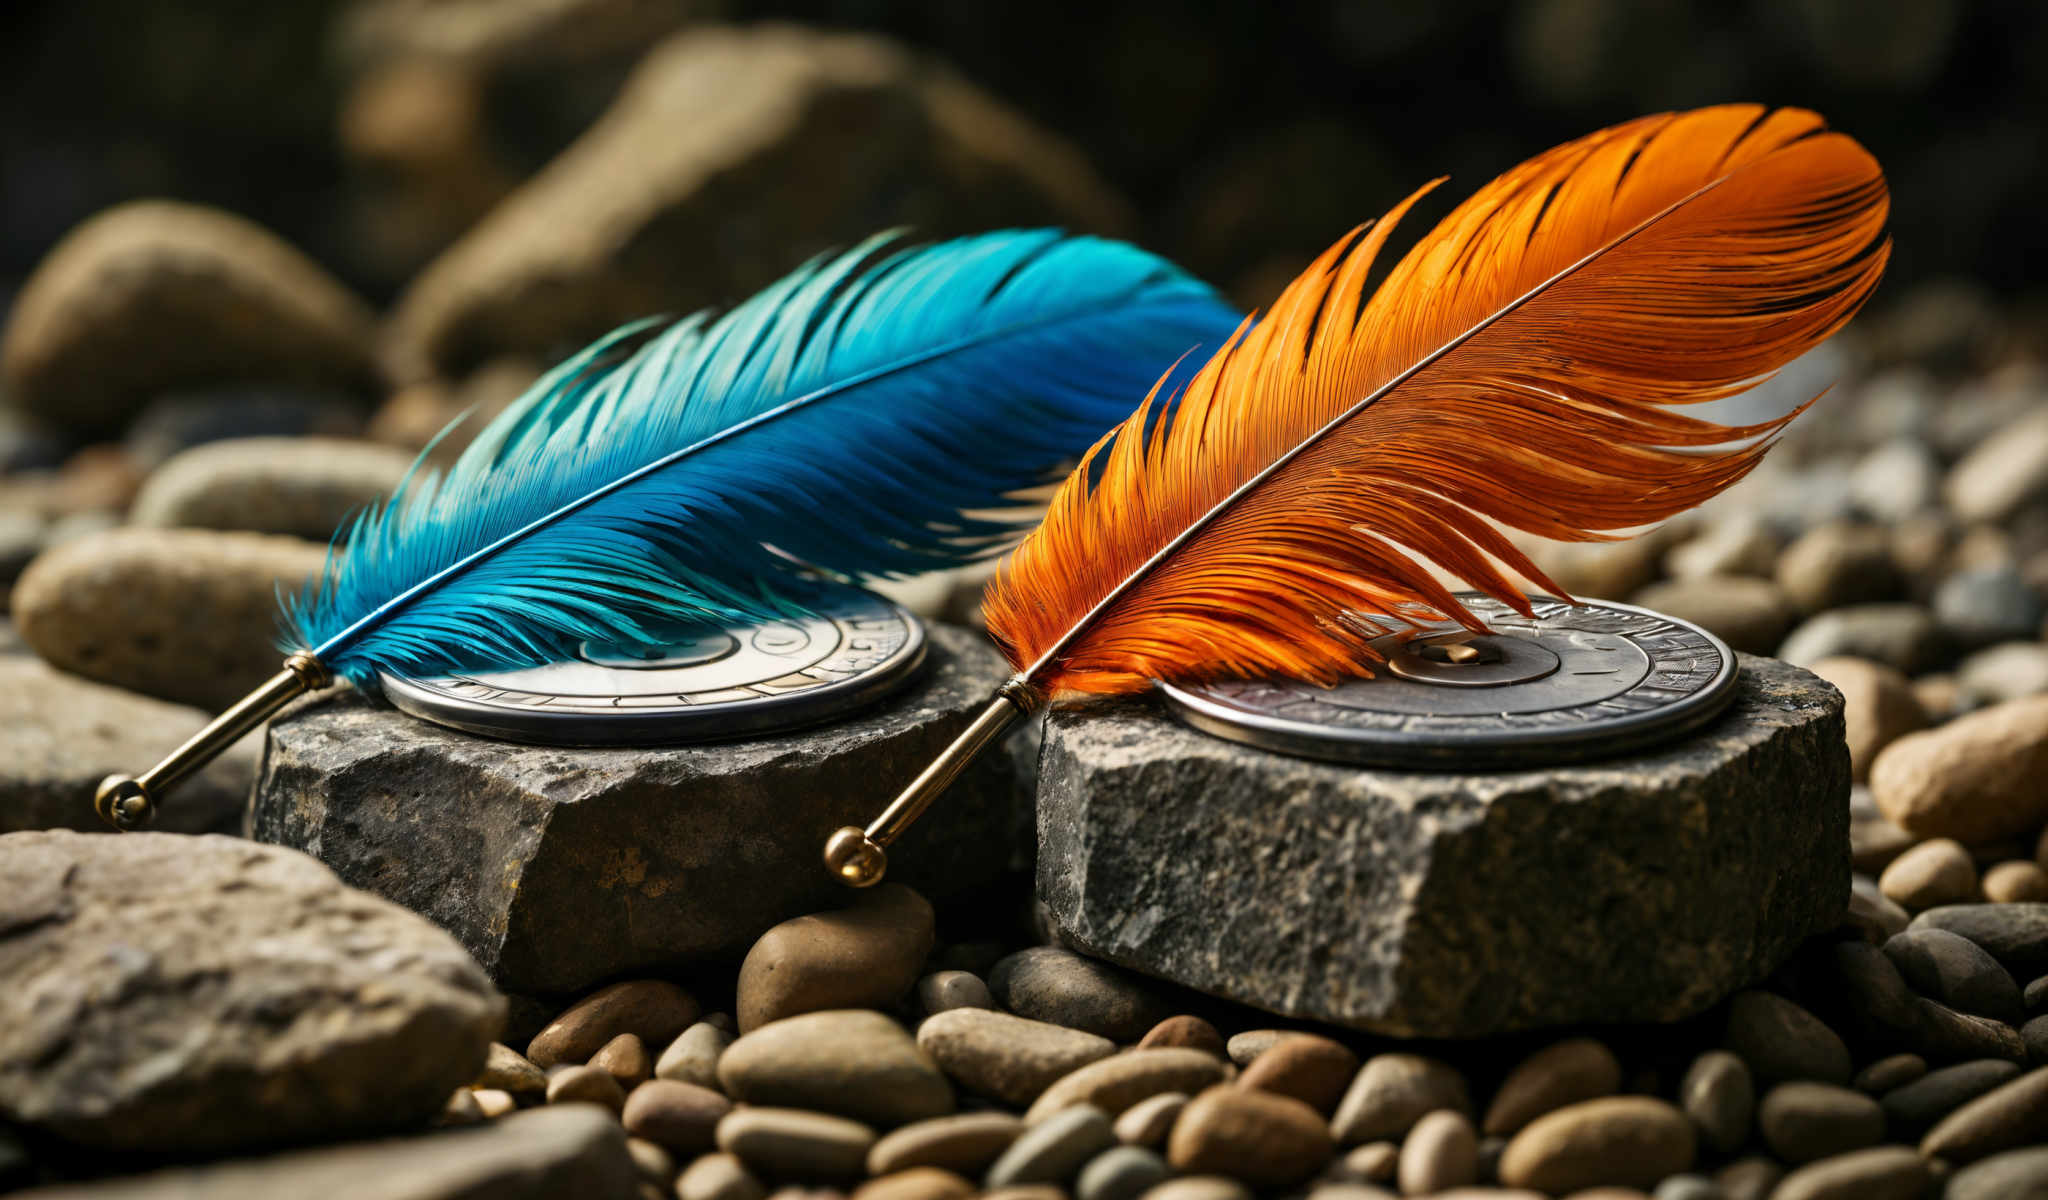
[94,775,155,832]
[823,826,887,888]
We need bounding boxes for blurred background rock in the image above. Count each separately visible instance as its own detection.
[1,0,2046,714]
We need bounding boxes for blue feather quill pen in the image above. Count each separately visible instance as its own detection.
[97,228,1239,828]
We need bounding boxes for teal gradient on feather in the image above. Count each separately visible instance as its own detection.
[280,230,1241,687]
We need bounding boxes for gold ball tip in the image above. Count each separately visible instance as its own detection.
[94,774,154,832]
[823,826,887,888]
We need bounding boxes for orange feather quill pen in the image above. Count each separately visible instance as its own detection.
[824,103,1889,886]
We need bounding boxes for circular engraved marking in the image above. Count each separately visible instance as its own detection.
[379,587,926,746]
[1158,594,1738,768]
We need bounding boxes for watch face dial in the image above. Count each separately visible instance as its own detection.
[379,588,926,745]
[1159,595,1738,769]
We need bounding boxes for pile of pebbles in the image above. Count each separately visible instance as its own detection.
[418,880,2048,1200]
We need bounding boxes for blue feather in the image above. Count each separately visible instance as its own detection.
[282,230,1241,686]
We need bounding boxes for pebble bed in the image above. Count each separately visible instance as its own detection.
[430,873,2048,1200]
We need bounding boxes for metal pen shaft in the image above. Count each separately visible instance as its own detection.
[824,676,1041,886]
[95,652,332,831]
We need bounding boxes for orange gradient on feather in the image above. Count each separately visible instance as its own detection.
[984,104,1890,696]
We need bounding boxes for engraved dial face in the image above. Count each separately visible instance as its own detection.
[1158,595,1738,768]
[378,589,925,746]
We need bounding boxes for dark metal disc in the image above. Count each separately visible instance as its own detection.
[378,587,926,746]
[1157,595,1739,769]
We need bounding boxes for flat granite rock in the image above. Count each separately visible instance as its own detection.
[0,831,503,1154]
[252,625,1031,998]
[1037,654,1850,1039]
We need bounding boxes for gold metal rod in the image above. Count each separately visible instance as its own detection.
[824,676,1041,887]
[95,652,332,831]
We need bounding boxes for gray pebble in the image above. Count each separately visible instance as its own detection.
[918,971,994,1015]
[1678,1050,1754,1155]
[1758,1082,1884,1163]
[2028,974,2048,1013]
[1714,1156,1782,1200]
[1225,1030,1288,1067]
[716,1107,877,1180]
[1653,1173,1725,1200]
[1331,1053,1471,1145]
[1722,990,1851,1085]
[989,949,1172,1041]
[1881,1059,2025,1137]
[1947,1145,2048,1200]
[1934,565,2045,647]
[1910,903,2048,977]
[656,1021,735,1090]
[1884,928,2025,1023]
[1769,1145,1931,1200]
[1075,1145,1169,1200]
[986,1104,1116,1187]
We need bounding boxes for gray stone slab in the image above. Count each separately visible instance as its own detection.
[1037,654,1849,1038]
[251,624,1031,997]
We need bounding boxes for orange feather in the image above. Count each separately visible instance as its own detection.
[983,104,1890,696]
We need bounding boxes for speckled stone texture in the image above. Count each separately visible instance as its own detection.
[1037,654,1849,1038]
[251,625,1032,998]
[0,831,502,1153]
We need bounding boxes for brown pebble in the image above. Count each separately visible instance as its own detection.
[1236,1033,1359,1115]
[1854,1053,1927,1094]
[737,884,935,1033]
[849,1166,975,1200]
[473,1088,517,1118]
[1113,1092,1187,1147]
[627,1136,676,1185]
[1497,1096,1695,1194]
[623,1079,731,1153]
[1339,1140,1397,1182]
[677,1152,767,1200]
[1166,1083,1333,1189]
[866,1111,1024,1176]
[1714,1156,1782,1200]
[592,1032,652,1089]
[477,1042,548,1094]
[1138,1175,1252,1200]
[547,1063,628,1113]
[529,980,700,1068]
[1138,1016,1226,1057]
[718,1106,879,1179]
[982,1188,1069,1200]
[1986,860,2048,903]
[1483,1038,1623,1136]
[1025,1048,1226,1124]
[1881,838,1981,910]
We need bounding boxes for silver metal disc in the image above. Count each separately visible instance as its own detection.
[378,588,926,746]
[1158,595,1738,769]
